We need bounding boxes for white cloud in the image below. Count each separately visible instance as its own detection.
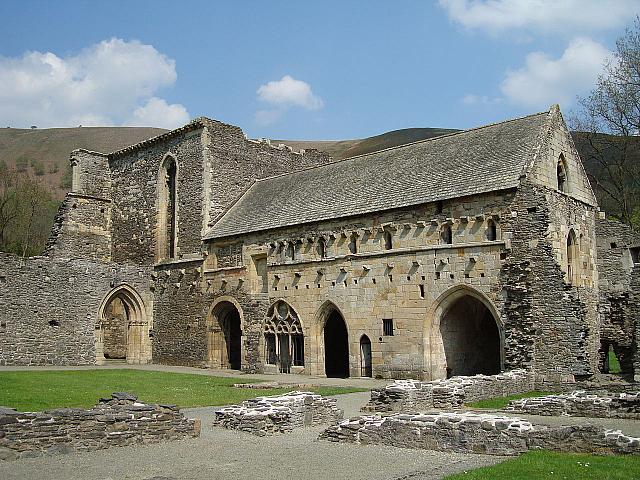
[439,0,640,34]
[461,94,502,105]
[0,38,190,128]
[257,75,323,110]
[125,97,190,129]
[500,37,611,108]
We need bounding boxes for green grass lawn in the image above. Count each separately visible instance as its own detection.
[467,391,554,409]
[0,370,367,411]
[445,450,640,480]
[609,349,622,374]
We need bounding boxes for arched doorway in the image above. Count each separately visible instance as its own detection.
[208,300,242,370]
[360,335,372,378]
[567,229,579,285]
[97,285,150,365]
[324,309,349,378]
[439,294,501,377]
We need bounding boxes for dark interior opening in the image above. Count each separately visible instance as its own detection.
[324,310,350,378]
[224,309,242,370]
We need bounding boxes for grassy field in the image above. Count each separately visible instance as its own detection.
[467,391,554,409]
[0,370,366,411]
[445,450,640,479]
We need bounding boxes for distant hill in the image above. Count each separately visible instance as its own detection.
[277,127,459,160]
[0,126,167,199]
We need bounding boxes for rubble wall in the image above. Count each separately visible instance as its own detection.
[0,393,199,461]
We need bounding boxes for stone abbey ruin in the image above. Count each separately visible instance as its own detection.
[1,104,639,386]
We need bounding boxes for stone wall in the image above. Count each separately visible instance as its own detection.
[0,253,150,366]
[363,370,534,412]
[595,218,640,375]
[320,411,639,456]
[213,391,343,435]
[504,390,640,419]
[0,392,199,461]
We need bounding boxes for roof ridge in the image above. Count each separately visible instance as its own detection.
[245,109,551,185]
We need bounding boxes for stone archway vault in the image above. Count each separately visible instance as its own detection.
[425,285,504,380]
[96,284,151,365]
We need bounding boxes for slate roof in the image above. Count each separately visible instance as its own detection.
[204,110,550,239]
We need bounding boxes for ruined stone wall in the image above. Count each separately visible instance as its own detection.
[0,253,150,366]
[202,121,332,229]
[109,129,205,264]
[320,412,640,456]
[596,218,640,374]
[205,190,516,379]
[43,193,112,262]
[70,150,111,199]
[0,392,199,460]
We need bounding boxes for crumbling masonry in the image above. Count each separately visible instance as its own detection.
[1,106,639,384]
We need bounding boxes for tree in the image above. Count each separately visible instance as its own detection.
[0,169,58,256]
[572,18,640,229]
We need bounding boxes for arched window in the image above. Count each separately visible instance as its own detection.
[557,156,568,193]
[348,233,358,254]
[441,224,452,245]
[486,220,497,241]
[317,237,327,258]
[286,242,296,260]
[264,301,304,373]
[157,155,177,260]
[383,230,393,250]
[567,229,580,285]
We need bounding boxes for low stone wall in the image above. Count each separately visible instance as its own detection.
[0,393,200,461]
[214,391,343,436]
[504,390,640,419]
[320,412,640,456]
[363,369,534,412]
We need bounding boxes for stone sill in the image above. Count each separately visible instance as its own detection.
[154,255,204,268]
[271,240,507,268]
[204,265,247,274]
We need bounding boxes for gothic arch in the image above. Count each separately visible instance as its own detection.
[557,154,569,193]
[424,285,504,380]
[316,300,350,378]
[207,296,244,370]
[262,299,305,373]
[96,284,151,365]
[156,153,178,262]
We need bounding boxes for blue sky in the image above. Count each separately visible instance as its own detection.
[0,1,638,139]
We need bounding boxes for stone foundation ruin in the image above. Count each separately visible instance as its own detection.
[363,369,533,412]
[214,391,343,435]
[0,392,200,461]
[320,412,640,456]
[504,390,640,419]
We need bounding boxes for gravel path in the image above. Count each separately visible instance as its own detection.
[0,392,504,480]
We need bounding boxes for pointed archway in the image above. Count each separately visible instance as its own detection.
[427,285,504,380]
[96,285,150,365]
[323,308,350,378]
[360,335,372,378]
[207,299,243,370]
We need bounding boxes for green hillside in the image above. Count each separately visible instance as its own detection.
[0,126,167,199]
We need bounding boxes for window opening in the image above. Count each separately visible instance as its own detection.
[441,224,452,244]
[383,230,393,250]
[263,301,304,373]
[348,233,358,254]
[486,220,497,241]
[557,156,568,193]
[383,318,394,336]
[317,237,327,258]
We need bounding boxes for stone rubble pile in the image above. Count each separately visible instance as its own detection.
[363,369,534,412]
[320,411,640,456]
[504,390,640,419]
[214,391,343,436]
[0,392,200,461]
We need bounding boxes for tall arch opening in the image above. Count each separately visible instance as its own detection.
[557,155,568,193]
[208,301,242,370]
[433,288,502,378]
[324,309,350,378]
[97,285,150,365]
[567,229,580,285]
[360,335,372,377]
[263,300,304,374]
[157,155,177,261]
